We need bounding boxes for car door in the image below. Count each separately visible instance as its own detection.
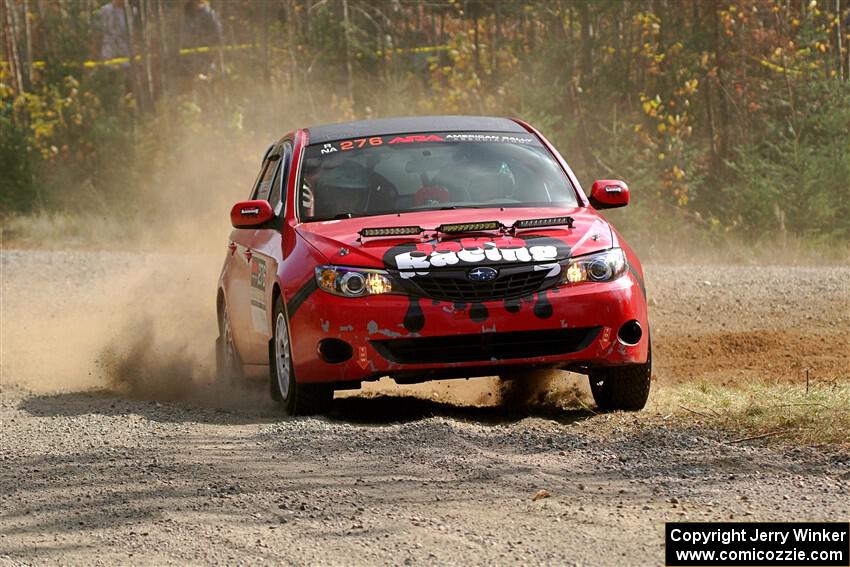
[227,145,282,366]
[240,142,292,364]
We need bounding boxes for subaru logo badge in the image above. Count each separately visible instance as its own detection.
[467,267,498,282]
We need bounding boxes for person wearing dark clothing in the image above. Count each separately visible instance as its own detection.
[179,0,223,79]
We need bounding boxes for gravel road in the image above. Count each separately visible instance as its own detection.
[1,250,848,566]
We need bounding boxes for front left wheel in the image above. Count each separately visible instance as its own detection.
[269,297,333,415]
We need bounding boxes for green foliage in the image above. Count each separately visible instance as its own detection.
[0,112,34,211]
[0,74,135,213]
[0,0,848,248]
[723,78,850,242]
[657,379,850,446]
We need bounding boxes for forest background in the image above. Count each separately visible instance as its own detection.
[1,0,848,259]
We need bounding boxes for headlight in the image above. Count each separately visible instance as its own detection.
[315,266,395,297]
[561,248,627,284]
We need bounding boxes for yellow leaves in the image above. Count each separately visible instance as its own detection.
[641,94,662,118]
[672,165,685,181]
[657,123,667,133]
[33,122,54,141]
[669,178,689,205]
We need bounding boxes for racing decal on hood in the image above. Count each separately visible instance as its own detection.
[385,235,569,278]
[384,235,571,331]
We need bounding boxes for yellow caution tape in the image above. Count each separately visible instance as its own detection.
[2,42,449,71]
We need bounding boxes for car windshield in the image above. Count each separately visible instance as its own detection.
[298,131,577,222]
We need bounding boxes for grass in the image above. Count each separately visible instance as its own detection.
[0,211,142,250]
[650,379,850,447]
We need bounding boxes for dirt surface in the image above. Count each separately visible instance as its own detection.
[1,250,849,566]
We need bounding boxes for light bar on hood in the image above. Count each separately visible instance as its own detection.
[513,216,575,229]
[436,221,502,233]
[359,226,424,238]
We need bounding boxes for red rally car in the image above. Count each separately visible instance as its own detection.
[216,116,651,415]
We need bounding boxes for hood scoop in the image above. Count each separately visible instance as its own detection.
[358,216,575,241]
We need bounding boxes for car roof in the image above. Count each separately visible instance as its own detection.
[304,115,525,145]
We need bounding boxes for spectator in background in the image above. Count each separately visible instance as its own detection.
[95,0,130,63]
[179,0,223,79]
[91,0,134,109]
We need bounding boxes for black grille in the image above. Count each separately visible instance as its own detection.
[370,327,601,364]
[405,268,552,302]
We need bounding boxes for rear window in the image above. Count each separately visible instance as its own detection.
[298,131,577,222]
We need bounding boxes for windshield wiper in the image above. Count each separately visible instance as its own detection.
[307,212,372,222]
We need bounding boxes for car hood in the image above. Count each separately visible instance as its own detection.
[295,207,614,270]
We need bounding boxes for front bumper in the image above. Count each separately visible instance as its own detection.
[287,271,649,384]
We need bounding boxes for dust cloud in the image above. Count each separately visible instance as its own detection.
[0,120,269,408]
[352,370,592,411]
[0,112,592,412]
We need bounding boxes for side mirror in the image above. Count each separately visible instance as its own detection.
[230,200,274,229]
[589,180,630,209]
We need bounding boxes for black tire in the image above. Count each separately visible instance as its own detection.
[216,300,243,386]
[588,342,652,411]
[269,297,333,415]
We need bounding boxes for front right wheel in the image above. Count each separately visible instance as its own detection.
[269,297,333,416]
[588,342,651,411]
